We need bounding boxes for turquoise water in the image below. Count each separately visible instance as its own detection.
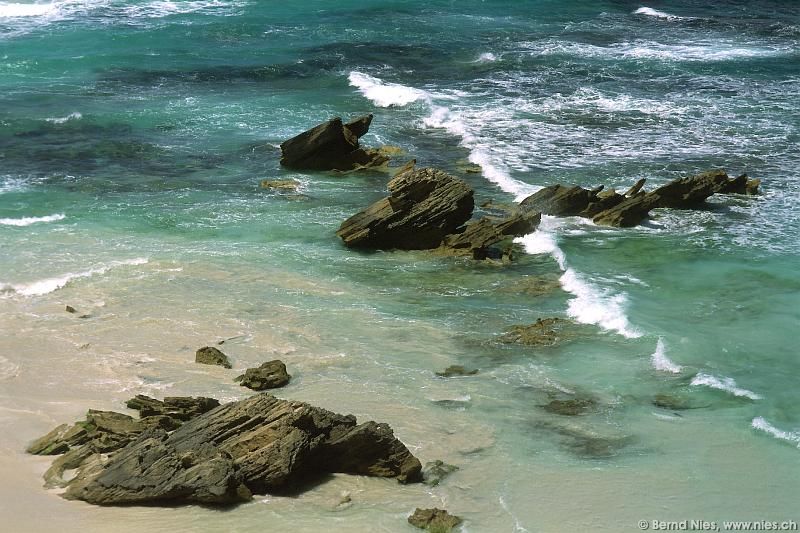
[1,1,799,531]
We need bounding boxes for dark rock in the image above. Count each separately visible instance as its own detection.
[542,398,597,416]
[50,393,421,506]
[579,188,626,218]
[234,360,291,390]
[519,184,598,216]
[714,173,760,195]
[436,365,478,377]
[422,460,459,487]
[652,394,694,411]
[336,167,474,250]
[649,169,730,208]
[279,115,388,171]
[623,178,647,197]
[592,194,659,227]
[195,346,232,369]
[440,211,540,259]
[65,305,77,314]
[498,318,577,347]
[126,394,220,421]
[408,508,463,532]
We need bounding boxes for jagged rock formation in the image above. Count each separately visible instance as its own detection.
[408,508,463,531]
[279,115,388,171]
[336,167,474,250]
[195,346,232,368]
[519,169,760,228]
[28,393,422,506]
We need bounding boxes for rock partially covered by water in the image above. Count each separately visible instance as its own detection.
[592,193,659,228]
[234,360,291,390]
[422,460,459,486]
[33,393,422,507]
[440,211,540,259]
[542,397,597,416]
[498,318,579,347]
[408,508,463,532]
[436,365,478,378]
[279,115,388,171]
[337,167,474,250]
[195,346,232,369]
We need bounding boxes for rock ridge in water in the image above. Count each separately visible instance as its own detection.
[29,393,422,506]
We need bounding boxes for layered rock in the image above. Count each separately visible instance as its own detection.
[30,393,422,506]
[234,360,291,390]
[519,184,601,216]
[279,115,388,171]
[336,167,474,250]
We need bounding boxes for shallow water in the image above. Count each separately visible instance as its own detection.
[1,1,799,531]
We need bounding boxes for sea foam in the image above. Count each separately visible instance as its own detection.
[348,71,429,107]
[633,7,688,21]
[651,337,682,373]
[752,417,800,448]
[690,372,762,400]
[0,214,65,226]
[45,112,82,124]
[0,258,148,297]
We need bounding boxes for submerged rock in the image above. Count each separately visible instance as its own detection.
[259,179,299,191]
[422,460,459,487]
[279,114,388,171]
[435,365,478,378]
[234,360,291,390]
[336,167,474,250]
[542,398,597,416]
[498,317,578,347]
[33,393,422,506]
[408,508,463,532]
[195,346,232,369]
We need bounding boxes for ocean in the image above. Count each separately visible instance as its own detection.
[1,1,799,531]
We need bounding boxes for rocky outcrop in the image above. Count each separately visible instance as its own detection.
[408,508,463,532]
[440,211,540,259]
[195,346,232,369]
[279,115,388,171]
[30,393,421,507]
[260,179,299,191]
[125,395,220,421]
[519,169,761,228]
[234,360,291,390]
[336,167,474,250]
[421,460,459,487]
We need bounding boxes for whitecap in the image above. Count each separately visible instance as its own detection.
[633,7,688,22]
[45,112,82,124]
[0,355,19,380]
[0,2,57,17]
[752,417,800,448]
[121,0,243,19]
[474,52,497,63]
[516,218,641,339]
[0,213,65,226]
[348,71,429,107]
[0,258,148,297]
[690,372,762,400]
[651,337,682,373]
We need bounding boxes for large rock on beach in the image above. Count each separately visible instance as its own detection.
[336,167,474,250]
[31,393,422,507]
[279,114,388,171]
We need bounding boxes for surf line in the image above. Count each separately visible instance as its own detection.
[348,71,642,339]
